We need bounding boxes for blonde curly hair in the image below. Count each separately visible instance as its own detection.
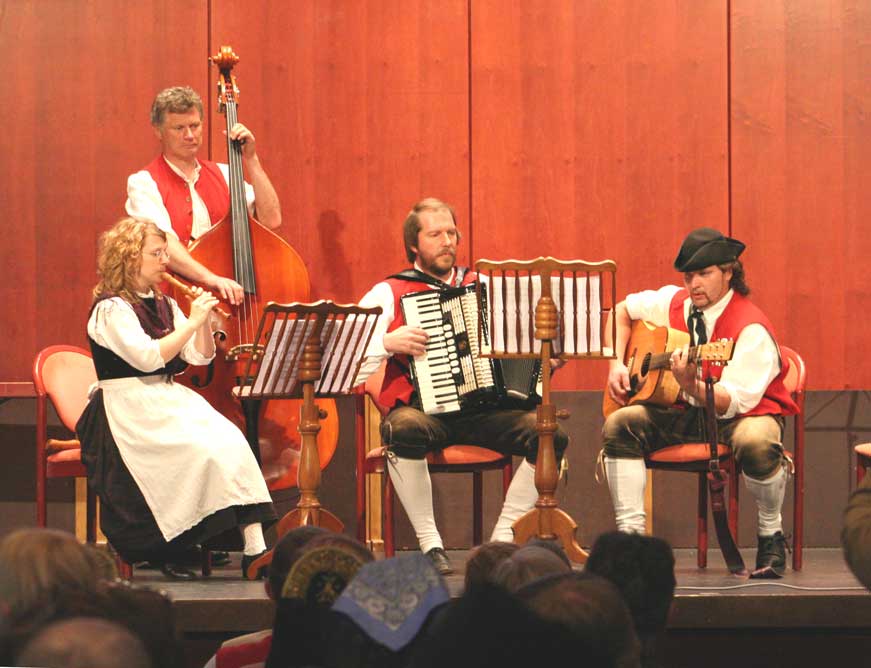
[93,218,166,304]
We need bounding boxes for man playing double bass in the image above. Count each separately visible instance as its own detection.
[601,228,798,577]
[126,86,282,306]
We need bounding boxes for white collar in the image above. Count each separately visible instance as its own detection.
[689,288,734,326]
[162,155,201,184]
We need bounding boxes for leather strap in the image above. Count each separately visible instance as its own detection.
[704,377,747,575]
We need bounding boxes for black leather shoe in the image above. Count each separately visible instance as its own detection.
[241,550,269,580]
[160,562,198,581]
[751,531,787,579]
[209,550,231,567]
[425,547,453,575]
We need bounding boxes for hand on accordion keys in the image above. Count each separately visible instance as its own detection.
[383,325,429,357]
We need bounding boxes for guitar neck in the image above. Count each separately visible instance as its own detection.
[647,345,703,371]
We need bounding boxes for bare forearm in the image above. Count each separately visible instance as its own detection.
[158,321,199,362]
[606,302,632,366]
[246,155,281,230]
[192,321,217,358]
[166,236,215,285]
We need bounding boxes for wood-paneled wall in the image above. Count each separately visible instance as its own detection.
[2,1,869,390]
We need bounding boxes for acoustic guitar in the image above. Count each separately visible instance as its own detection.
[601,320,735,417]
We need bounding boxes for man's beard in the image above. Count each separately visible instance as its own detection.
[420,252,455,278]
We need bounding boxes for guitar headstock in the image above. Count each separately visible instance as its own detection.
[210,45,240,115]
[697,339,735,364]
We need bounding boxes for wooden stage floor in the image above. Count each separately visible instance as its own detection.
[139,547,870,638]
[135,547,871,668]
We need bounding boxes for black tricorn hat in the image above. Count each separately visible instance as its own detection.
[673,227,745,272]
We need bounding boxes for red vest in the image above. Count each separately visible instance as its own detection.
[379,269,477,410]
[668,289,798,416]
[145,156,230,245]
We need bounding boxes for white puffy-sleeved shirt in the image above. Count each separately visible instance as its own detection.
[624,286,780,419]
[85,293,271,542]
[125,157,255,243]
[87,294,214,370]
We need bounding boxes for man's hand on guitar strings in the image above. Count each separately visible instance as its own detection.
[670,345,699,398]
[607,362,631,405]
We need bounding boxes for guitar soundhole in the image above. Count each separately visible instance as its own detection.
[640,353,652,376]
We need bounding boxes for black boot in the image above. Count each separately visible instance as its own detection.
[425,547,453,575]
[159,562,198,580]
[242,550,269,580]
[751,531,787,579]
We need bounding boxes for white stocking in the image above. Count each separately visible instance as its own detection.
[241,523,266,555]
[604,456,647,534]
[490,459,539,542]
[387,455,443,553]
[743,465,788,536]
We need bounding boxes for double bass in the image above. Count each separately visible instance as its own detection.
[169,46,338,493]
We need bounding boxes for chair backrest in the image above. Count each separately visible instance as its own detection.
[779,346,806,409]
[32,345,97,431]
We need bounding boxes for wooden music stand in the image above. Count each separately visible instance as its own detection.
[235,300,381,577]
[475,257,617,563]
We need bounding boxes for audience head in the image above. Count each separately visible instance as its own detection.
[15,617,152,668]
[0,580,182,668]
[327,553,450,668]
[0,528,102,616]
[267,525,330,599]
[409,580,587,668]
[267,534,375,668]
[279,532,375,604]
[491,544,572,593]
[585,531,676,636]
[517,571,641,668]
[464,541,519,591]
[524,536,572,567]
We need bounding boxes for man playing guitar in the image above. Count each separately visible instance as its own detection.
[601,227,798,577]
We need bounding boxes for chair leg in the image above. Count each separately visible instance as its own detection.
[357,471,368,545]
[729,463,739,540]
[502,459,513,497]
[793,455,804,572]
[117,555,133,580]
[384,473,396,558]
[472,471,483,546]
[201,550,212,577]
[697,473,708,569]
[86,485,97,544]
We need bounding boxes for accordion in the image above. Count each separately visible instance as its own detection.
[400,283,541,415]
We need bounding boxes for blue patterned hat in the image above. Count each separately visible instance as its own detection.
[331,553,449,651]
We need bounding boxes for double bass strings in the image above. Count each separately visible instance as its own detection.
[224,94,261,346]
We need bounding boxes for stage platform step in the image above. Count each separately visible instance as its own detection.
[135,547,870,635]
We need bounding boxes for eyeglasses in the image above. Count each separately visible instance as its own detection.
[144,248,170,260]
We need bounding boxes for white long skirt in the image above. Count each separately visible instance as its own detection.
[97,375,272,542]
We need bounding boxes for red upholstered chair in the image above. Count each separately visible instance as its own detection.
[645,346,807,571]
[355,364,513,556]
[34,345,212,579]
[32,345,135,577]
